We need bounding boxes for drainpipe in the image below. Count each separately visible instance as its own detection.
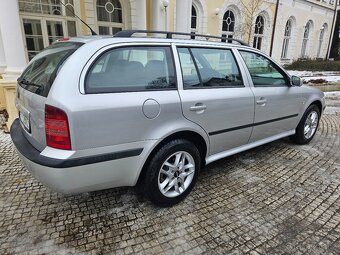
[327,0,338,59]
[270,0,280,57]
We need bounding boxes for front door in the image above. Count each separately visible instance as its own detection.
[238,50,302,143]
[176,46,255,155]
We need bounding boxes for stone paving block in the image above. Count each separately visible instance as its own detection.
[0,100,339,254]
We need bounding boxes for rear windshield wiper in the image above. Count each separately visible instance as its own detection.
[19,78,43,88]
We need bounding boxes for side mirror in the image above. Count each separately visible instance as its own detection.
[291,75,302,86]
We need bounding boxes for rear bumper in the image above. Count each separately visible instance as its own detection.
[10,118,148,193]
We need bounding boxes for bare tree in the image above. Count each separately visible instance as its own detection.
[237,0,271,44]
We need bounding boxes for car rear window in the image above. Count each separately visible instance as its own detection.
[18,42,83,97]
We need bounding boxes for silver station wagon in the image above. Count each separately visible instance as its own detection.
[11,30,325,206]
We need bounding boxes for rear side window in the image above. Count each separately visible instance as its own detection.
[18,42,83,97]
[85,46,176,93]
[178,47,243,89]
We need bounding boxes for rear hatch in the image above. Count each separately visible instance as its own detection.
[16,41,83,151]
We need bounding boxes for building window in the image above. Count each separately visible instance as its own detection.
[19,0,77,60]
[317,24,327,58]
[301,21,312,58]
[191,5,198,32]
[281,19,292,59]
[253,15,264,50]
[222,10,235,42]
[96,0,123,35]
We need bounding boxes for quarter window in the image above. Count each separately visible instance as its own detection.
[178,48,243,89]
[86,46,176,93]
[239,51,288,87]
[178,48,201,88]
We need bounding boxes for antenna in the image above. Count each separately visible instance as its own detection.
[58,0,97,36]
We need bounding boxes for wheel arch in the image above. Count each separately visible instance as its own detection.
[309,100,323,114]
[136,130,208,186]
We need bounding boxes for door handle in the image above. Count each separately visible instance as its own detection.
[190,104,207,112]
[256,98,267,105]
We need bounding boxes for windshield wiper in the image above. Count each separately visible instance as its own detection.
[19,78,43,88]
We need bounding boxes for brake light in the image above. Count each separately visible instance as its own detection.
[57,37,70,42]
[45,105,71,150]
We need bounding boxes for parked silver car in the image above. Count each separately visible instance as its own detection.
[11,30,325,206]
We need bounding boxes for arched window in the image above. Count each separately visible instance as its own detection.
[301,21,312,58]
[96,0,123,35]
[281,19,292,59]
[18,0,77,60]
[191,5,198,32]
[317,23,327,58]
[253,15,264,50]
[222,10,235,41]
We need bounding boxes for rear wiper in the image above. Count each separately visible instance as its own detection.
[19,78,43,88]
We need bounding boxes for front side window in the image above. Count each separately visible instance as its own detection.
[178,47,243,89]
[96,0,123,35]
[239,51,288,87]
[253,15,264,50]
[86,46,176,93]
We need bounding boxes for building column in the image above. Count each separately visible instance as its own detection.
[133,0,147,30]
[0,28,6,75]
[150,0,166,31]
[0,0,27,80]
[176,0,192,33]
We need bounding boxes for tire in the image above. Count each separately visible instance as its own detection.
[143,139,201,207]
[291,104,320,145]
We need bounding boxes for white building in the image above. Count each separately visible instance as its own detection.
[0,0,338,127]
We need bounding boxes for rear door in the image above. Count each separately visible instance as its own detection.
[238,50,302,143]
[176,46,255,155]
[75,44,182,150]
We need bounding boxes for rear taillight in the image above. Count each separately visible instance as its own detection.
[45,105,71,150]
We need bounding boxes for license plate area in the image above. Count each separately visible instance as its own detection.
[19,110,31,133]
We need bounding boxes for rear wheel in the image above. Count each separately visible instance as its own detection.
[143,139,201,207]
[291,104,320,145]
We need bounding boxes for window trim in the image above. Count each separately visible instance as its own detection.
[238,49,291,88]
[177,46,245,90]
[84,45,178,94]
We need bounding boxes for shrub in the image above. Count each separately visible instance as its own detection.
[285,59,340,71]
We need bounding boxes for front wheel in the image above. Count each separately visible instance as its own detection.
[291,104,320,145]
[143,139,201,207]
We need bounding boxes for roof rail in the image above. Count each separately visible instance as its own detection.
[113,30,248,46]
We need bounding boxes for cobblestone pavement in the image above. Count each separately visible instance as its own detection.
[1,95,339,255]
